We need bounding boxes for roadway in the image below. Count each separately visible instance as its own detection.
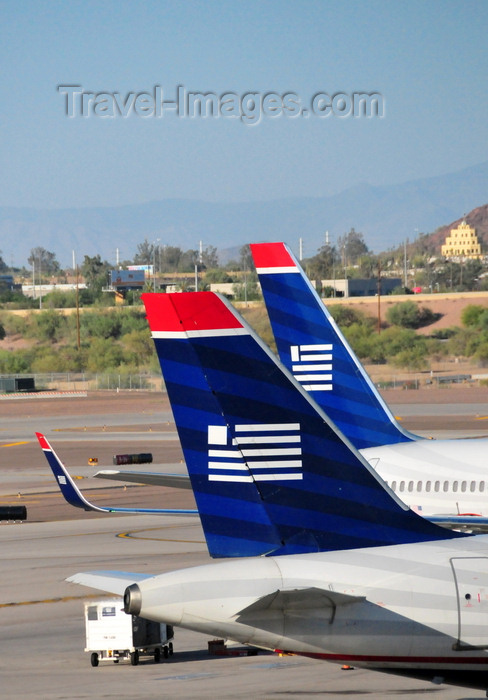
[1,390,487,699]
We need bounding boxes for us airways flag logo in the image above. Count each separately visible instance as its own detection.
[290,344,333,391]
[207,424,303,482]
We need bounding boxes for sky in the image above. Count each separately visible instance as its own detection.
[0,0,487,210]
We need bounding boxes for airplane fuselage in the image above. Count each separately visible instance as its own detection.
[362,438,488,517]
[124,535,488,689]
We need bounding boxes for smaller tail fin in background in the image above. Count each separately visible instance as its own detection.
[250,242,418,450]
[142,292,459,559]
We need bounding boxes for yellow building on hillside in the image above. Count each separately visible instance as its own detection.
[441,220,482,259]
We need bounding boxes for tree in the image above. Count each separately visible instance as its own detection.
[81,254,111,300]
[133,239,156,267]
[230,244,254,272]
[356,254,379,278]
[179,249,198,272]
[205,268,233,283]
[201,245,219,269]
[27,247,60,276]
[0,250,8,272]
[233,271,260,301]
[337,228,369,267]
[160,245,182,272]
[304,243,338,280]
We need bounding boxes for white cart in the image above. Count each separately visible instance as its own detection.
[84,599,174,666]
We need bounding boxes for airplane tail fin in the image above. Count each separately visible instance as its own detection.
[250,242,418,449]
[143,292,460,559]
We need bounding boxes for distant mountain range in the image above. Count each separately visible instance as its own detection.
[1,161,487,268]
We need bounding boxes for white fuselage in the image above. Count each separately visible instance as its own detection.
[126,534,488,685]
[361,438,488,516]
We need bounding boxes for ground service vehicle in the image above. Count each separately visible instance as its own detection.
[84,599,173,666]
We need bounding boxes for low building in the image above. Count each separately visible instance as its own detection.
[22,283,86,298]
[320,278,402,298]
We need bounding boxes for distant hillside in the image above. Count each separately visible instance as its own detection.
[1,160,487,267]
[428,204,488,253]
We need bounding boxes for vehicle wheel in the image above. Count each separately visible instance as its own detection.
[168,642,174,656]
[163,645,169,659]
[113,659,119,664]
[90,653,99,667]
[130,650,139,666]
[154,648,161,663]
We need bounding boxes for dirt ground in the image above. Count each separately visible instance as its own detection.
[328,291,488,334]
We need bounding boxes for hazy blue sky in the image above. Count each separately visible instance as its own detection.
[1,0,487,209]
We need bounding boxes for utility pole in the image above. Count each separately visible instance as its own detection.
[75,265,80,350]
[39,253,42,309]
[404,238,408,288]
[377,260,382,334]
[195,240,203,292]
[153,238,160,292]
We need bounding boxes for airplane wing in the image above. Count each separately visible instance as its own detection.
[66,570,154,596]
[93,468,488,533]
[94,470,192,489]
[428,514,488,533]
[36,432,198,516]
[250,242,418,449]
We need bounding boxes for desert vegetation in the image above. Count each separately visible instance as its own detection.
[1,301,488,375]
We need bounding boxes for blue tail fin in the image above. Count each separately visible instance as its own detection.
[250,242,418,450]
[142,292,460,559]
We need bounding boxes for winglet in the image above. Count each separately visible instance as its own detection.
[36,432,198,517]
[36,432,106,512]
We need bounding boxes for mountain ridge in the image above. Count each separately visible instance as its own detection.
[1,160,487,267]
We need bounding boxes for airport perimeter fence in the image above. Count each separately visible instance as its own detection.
[0,370,486,395]
[373,373,487,390]
[0,372,165,393]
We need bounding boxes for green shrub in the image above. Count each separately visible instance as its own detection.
[0,313,29,335]
[390,345,429,370]
[31,310,68,343]
[386,301,440,329]
[329,305,370,328]
[42,290,77,308]
[0,348,35,373]
[122,329,155,366]
[461,305,486,327]
[81,313,122,340]
[84,338,126,372]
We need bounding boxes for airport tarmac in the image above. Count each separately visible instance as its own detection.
[1,390,488,699]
